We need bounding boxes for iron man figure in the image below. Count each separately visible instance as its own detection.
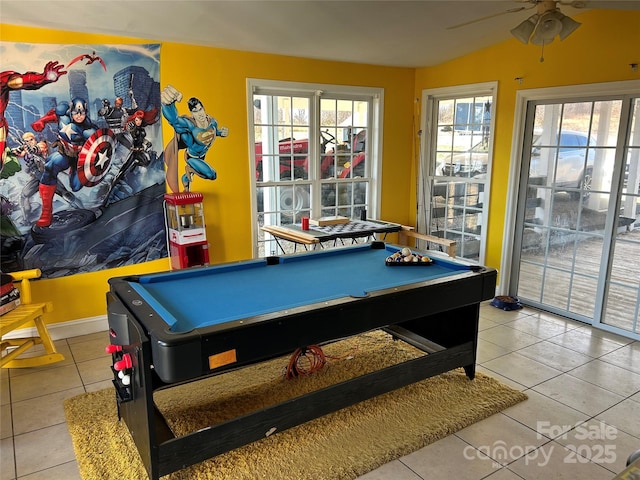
[0,61,67,171]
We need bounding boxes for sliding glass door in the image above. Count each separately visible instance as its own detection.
[604,98,640,334]
[511,94,639,338]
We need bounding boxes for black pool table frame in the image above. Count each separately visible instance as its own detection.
[106,252,497,480]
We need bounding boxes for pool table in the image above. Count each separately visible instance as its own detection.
[106,242,496,480]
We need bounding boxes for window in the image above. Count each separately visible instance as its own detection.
[247,80,383,258]
[418,83,497,263]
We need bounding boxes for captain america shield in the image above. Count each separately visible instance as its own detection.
[77,128,116,187]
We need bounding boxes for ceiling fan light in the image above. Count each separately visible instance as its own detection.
[510,15,538,44]
[529,35,546,46]
[530,12,563,45]
[559,15,581,40]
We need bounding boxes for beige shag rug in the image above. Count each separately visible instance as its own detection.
[64,330,527,480]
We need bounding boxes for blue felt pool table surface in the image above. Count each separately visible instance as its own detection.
[130,243,472,333]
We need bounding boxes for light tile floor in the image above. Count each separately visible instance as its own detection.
[1,304,638,479]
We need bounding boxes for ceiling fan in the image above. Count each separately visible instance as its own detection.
[448,1,585,46]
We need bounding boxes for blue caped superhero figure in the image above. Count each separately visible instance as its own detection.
[161,85,229,192]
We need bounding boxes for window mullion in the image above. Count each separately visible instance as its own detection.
[309,91,322,216]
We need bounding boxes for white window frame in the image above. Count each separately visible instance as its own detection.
[418,82,497,264]
[246,79,384,258]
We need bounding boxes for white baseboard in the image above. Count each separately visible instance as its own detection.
[1,315,109,341]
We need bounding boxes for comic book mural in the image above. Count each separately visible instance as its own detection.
[0,43,166,278]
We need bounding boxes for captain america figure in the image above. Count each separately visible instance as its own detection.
[161,84,228,192]
[31,98,100,227]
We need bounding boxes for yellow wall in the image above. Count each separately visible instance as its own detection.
[2,10,638,324]
[414,9,640,272]
[0,24,415,324]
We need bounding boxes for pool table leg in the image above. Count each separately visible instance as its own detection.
[463,363,476,380]
[389,303,480,381]
[108,305,173,480]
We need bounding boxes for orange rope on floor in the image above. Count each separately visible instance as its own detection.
[284,343,359,380]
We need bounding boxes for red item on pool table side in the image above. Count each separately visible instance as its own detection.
[114,353,132,371]
[105,344,123,354]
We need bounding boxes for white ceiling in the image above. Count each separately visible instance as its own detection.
[1,0,639,67]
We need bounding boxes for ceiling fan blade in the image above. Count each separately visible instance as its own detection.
[569,1,640,8]
[447,6,529,30]
[557,1,587,6]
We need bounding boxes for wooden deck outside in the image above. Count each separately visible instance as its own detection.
[518,226,640,336]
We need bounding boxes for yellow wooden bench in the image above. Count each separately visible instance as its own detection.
[0,269,64,368]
